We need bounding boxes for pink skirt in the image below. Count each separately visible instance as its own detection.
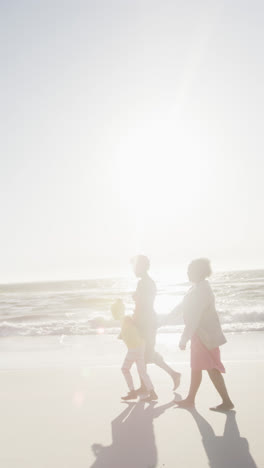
[191,334,225,373]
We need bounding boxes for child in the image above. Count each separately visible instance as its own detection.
[174,258,234,412]
[111,298,158,401]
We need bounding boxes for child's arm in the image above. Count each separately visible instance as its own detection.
[111,299,125,339]
[117,318,124,340]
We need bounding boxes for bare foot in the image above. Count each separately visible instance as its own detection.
[121,390,138,401]
[134,386,147,396]
[210,402,234,412]
[141,390,158,402]
[175,398,194,408]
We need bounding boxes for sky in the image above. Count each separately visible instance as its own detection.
[1,0,264,282]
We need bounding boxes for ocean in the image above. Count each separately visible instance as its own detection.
[0,270,264,338]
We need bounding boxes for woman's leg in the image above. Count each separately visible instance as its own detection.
[147,331,181,389]
[207,369,234,410]
[121,351,135,391]
[177,370,202,407]
[135,348,154,392]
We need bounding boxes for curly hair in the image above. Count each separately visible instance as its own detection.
[188,258,212,282]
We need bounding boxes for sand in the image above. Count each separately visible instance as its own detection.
[0,332,263,467]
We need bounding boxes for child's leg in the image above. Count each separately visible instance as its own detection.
[177,369,202,407]
[121,351,136,391]
[135,348,154,392]
[207,369,234,409]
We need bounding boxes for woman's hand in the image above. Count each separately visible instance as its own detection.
[179,337,186,350]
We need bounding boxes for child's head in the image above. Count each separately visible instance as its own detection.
[111,299,125,321]
[187,258,212,283]
[131,254,150,278]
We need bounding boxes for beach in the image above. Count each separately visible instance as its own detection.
[0,332,263,467]
[2,0,264,465]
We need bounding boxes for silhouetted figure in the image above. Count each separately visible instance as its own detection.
[90,398,176,468]
[111,298,158,401]
[189,409,257,468]
[132,255,181,394]
[173,258,234,411]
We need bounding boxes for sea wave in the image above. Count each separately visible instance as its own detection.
[1,310,264,337]
[0,270,264,337]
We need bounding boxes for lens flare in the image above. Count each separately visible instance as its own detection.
[73,391,85,408]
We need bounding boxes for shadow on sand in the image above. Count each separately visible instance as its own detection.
[186,408,258,468]
[90,396,178,468]
[91,399,257,468]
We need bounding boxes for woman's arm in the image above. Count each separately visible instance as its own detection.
[179,283,210,349]
[160,303,183,326]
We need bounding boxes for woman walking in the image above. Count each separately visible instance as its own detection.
[132,255,181,394]
[175,258,234,411]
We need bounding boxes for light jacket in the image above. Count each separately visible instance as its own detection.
[179,280,226,350]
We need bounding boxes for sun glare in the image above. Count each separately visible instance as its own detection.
[112,119,210,226]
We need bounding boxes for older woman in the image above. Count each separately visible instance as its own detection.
[175,258,234,411]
